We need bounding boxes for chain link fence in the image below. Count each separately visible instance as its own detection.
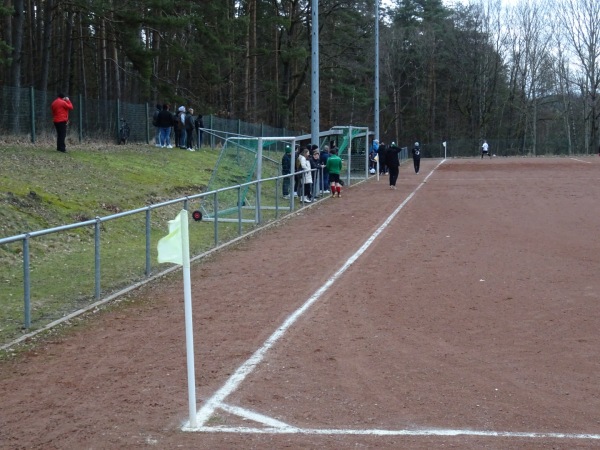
[0,86,301,145]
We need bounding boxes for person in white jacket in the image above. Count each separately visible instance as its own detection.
[481,140,491,158]
[298,148,313,203]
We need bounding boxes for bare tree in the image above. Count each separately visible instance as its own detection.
[508,0,553,155]
[555,0,600,154]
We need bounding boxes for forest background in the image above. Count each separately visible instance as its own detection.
[1,0,599,155]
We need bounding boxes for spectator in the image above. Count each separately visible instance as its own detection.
[294,145,303,198]
[298,148,313,203]
[310,148,324,199]
[194,114,204,149]
[326,147,343,198]
[281,145,292,199]
[185,108,195,151]
[152,104,161,147]
[369,149,377,174]
[370,139,379,173]
[156,104,174,148]
[174,106,186,149]
[320,145,331,194]
[50,93,73,153]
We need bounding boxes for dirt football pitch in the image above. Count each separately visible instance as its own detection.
[2,156,600,449]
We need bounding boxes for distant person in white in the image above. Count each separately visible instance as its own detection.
[481,140,491,159]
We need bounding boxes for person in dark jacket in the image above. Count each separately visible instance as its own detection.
[194,114,204,149]
[152,103,161,146]
[281,145,292,199]
[378,142,388,175]
[412,142,421,173]
[386,142,402,189]
[184,108,195,151]
[320,145,331,194]
[174,106,186,149]
[156,104,174,148]
[309,148,324,199]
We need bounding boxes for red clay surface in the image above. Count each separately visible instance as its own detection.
[2,157,600,449]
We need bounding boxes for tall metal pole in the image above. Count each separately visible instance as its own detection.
[311,0,320,147]
[374,0,380,141]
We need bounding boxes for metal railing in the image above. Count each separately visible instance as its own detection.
[0,168,357,348]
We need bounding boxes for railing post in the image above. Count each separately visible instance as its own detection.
[213,191,219,247]
[275,177,280,219]
[237,187,242,236]
[94,218,101,299]
[23,235,31,329]
[145,209,151,276]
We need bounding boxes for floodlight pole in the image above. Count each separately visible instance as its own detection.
[374,0,380,141]
[311,0,320,147]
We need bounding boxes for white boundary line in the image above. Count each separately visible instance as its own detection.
[569,157,592,163]
[183,158,600,441]
[189,425,600,440]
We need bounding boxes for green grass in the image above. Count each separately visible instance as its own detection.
[0,142,222,344]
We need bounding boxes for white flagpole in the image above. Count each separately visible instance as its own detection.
[180,209,197,428]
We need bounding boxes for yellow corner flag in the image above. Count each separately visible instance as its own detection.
[157,210,187,265]
[374,154,379,162]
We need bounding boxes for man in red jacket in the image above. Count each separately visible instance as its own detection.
[50,93,74,152]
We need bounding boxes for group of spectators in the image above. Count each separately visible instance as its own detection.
[281,141,343,203]
[152,104,204,151]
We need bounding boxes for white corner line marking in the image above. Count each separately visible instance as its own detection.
[569,157,592,163]
[217,403,298,430]
[183,425,600,440]
[188,160,445,430]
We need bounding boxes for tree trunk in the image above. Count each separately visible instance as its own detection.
[10,0,24,132]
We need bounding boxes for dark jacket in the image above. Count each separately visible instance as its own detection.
[412,146,421,159]
[320,150,330,172]
[185,112,195,131]
[386,145,402,168]
[378,144,388,169]
[156,109,174,128]
[282,153,292,174]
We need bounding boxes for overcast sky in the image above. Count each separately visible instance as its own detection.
[381,0,520,7]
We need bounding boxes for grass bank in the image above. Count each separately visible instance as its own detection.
[0,142,220,345]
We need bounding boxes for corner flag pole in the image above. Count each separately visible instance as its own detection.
[156,209,197,428]
[180,210,198,428]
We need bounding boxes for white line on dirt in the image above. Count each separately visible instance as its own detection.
[218,403,298,430]
[188,160,445,430]
[569,157,592,163]
[188,425,600,440]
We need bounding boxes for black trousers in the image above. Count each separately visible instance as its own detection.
[413,157,420,173]
[54,121,67,151]
[185,128,194,149]
[388,166,399,186]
